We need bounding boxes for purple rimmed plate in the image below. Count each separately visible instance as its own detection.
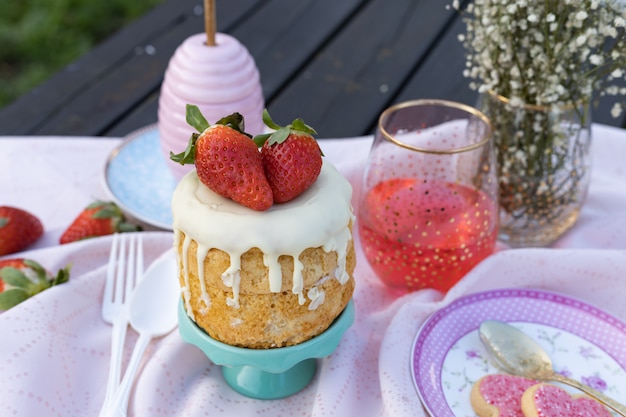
[411,288,626,416]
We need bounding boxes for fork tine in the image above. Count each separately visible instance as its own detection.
[100,233,145,415]
[105,233,119,303]
[114,234,127,304]
[135,234,144,286]
[125,235,136,305]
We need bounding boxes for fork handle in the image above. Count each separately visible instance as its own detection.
[101,332,152,417]
[100,317,128,413]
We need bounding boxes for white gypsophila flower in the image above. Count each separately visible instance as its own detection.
[601,25,618,38]
[454,0,614,229]
[589,54,604,65]
[607,85,620,95]
[455,0,626,116]
[515,150,527,165]
[509,96,525,107]
[576,11,589,21]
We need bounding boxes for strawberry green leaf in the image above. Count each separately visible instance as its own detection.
[51,264,71,286]
[259,109,318,146]
[186,104,210,133]
[170,133,200,165]
[93,206,122,219]
[0,289,30,310]
[291,118,317,135]
[215,113,250,137]
[22,259,47,284]
[267,127,291,146]
[261,109,281,131]
[86,201,108,210]
[118,222,142,233]
[0,217,8,228]
[23,258,44,271]
[0,267,35,290]
[253,133,272,147]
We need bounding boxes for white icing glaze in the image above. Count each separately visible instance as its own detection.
[173,231,194,318]
[307,287,326,311]
[172,161,353,311]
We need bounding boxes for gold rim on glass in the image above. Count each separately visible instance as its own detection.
[377,99,493,155]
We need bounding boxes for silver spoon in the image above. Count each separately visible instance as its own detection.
[479,320,626,416]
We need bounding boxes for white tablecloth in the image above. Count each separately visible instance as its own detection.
[1,124,626,416]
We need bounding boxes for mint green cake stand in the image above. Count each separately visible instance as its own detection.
[178,299,354,400]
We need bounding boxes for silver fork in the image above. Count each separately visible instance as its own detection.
[99,233,143,413]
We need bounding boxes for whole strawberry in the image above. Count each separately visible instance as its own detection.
[0,206,44,256]
[0,258,70,310]
[254,110,323,203]
[60,201,141,244]
[170,105,273,211]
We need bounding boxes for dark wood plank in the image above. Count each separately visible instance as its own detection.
[107,0,369,137]
[0,0,262,136]
[397,9,626,129]
[232,0,368,101]
[106,94,161,137]
[0,0,198,135]
[265,0,459,138]
[394,14,477,110]
[3,0,622,138]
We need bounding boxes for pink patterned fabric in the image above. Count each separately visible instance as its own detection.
[1,125,626,416]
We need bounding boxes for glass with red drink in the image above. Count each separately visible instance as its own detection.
[358,100,498,293]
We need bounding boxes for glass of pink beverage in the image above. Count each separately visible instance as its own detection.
[358,100,498,294]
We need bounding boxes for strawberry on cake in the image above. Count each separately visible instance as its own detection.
[170,106,355,349]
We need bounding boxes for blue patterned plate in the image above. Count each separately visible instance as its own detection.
[103,125,176,230]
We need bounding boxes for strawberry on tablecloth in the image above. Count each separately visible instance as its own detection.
[0,258,70,310]
[0,206,44,256]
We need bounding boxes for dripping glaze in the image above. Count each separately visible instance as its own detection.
[172,161,354,319]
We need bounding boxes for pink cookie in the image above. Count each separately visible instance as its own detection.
[471,374,539,417]
[521,383,612,417]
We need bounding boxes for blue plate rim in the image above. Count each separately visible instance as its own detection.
[101,123,174,230]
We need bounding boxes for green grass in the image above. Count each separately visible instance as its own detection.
[0,0,164,109]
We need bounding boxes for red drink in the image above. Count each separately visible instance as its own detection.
[358,178,498,293]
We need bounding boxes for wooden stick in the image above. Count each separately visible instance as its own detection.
[204,0,216,46]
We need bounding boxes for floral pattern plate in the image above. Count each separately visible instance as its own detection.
[103,125,176,230]
[411,288,626,416]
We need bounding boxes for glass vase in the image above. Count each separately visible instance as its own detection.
[480,92,592,247]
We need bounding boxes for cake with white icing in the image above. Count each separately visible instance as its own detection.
[172,161,356,348]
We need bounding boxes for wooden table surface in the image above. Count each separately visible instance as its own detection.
[0,0,623,138]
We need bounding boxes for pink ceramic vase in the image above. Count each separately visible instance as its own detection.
[158,33,264,179]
